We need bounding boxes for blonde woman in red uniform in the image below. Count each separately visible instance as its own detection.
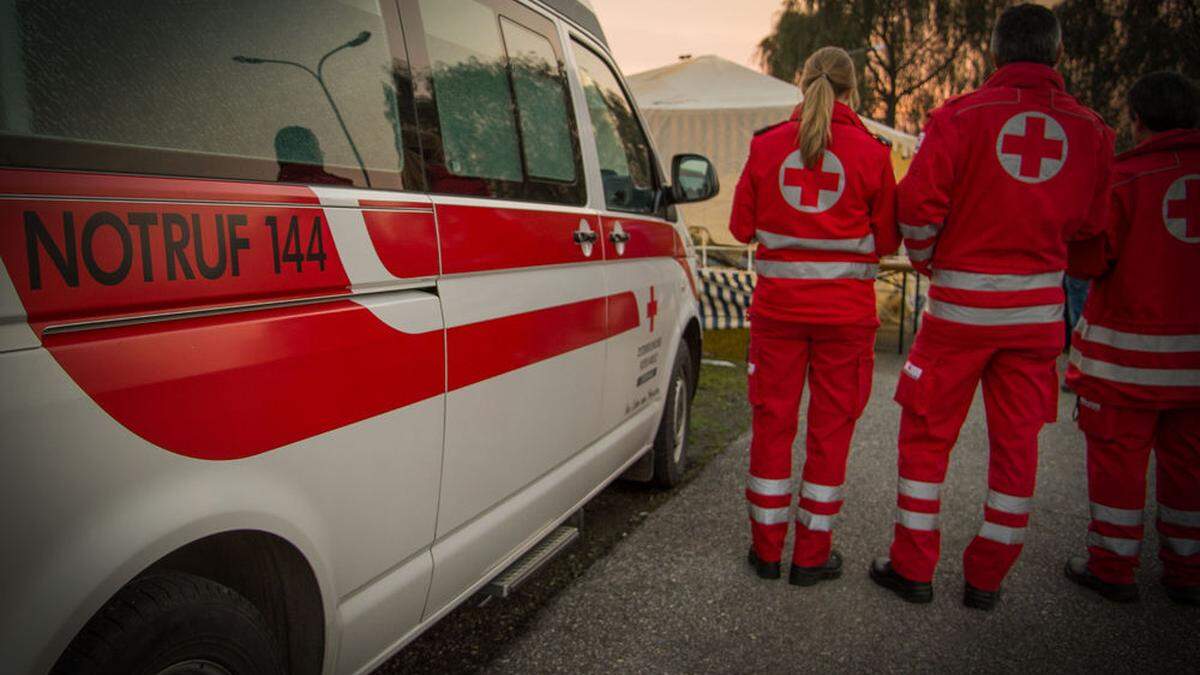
[732,46,900,585]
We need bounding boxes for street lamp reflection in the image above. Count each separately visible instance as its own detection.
[234,31,373,186]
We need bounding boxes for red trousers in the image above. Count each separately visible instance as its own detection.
[746,315,875,567]
[889,317,1060,591]
[1078,400,1200,587]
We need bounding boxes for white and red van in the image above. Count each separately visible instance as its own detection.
[0,1,718,672]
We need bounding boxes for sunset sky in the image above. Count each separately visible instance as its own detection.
[592,0,785,76]
[591,0,1061,77]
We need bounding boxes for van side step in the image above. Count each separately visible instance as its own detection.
[482,526,579,599]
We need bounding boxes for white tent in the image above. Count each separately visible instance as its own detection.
[628,55,917,245]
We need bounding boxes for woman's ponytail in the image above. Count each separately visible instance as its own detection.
[796,46,857,168]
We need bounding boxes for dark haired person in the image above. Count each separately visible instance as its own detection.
[869,3,1115,609]
[731,47,900,586]
[1063,71,1200,606]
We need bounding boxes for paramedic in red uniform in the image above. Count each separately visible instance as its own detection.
[1063,71,1200,607]
[868,4,1115,610]
[731,46,900,586]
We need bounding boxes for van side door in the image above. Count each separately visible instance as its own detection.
[569,39,690,446]
[399,0,609,615]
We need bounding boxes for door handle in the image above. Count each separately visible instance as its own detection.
[573,219,597,258]
[609,231,630,244]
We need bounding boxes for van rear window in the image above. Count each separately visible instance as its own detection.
[0,0,411,190]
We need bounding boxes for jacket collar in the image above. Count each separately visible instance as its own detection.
[1119,128,1200,161]
[789,101,870,132]
[983,62,1065,92]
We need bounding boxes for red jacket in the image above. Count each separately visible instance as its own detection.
[898,63,1114,342]
[1066,129,1200,408]
[730,102,899,325]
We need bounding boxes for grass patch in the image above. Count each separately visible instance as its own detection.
[686,330,751,470]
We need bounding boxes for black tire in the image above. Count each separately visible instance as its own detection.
[652,340,694,488]
[52,572,285,675]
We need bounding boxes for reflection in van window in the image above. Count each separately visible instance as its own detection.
[500,18,575,183]
[570,43,656,214]
[419,0,522,183]
[0,1,406,187]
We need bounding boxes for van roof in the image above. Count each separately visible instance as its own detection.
[532,0,609,49]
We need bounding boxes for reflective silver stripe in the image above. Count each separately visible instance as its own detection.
[747,475,792,497]
[1069,349,1200,387]
[756,230,876,255]
[932,269,1063,292]
[979,522,1025,545]
[755,260,879,280]
[898,478,941,501]
[900,222,939,241]
[748,504,790,526]
[906,245,933,262]
[896,509,939,531]
[1076,317,1200,354]
[1090,503,1143,527]
[1159,505,1200,528]
[1164,537,1200,557]
[987,490,1032,515]
[801,481,844,503]
[1088,531,1141,557]
[796,508,835,532]
[926,299,1063,326]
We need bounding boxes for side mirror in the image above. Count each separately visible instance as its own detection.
[669,153,719,204]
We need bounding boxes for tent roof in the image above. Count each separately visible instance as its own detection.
[628,55,801,111]
[627,54,916,146]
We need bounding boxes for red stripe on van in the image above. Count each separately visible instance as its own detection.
[447,292,638,391]
[44,300,444,461]
[438,203,599,274]
[0,196,351,334]
[45,291,639,460]
[362,209,440,279]
[600,216,679,260]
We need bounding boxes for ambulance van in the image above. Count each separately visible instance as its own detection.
[0,0,718,672]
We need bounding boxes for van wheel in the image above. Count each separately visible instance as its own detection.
[653,341,693,488]
[52,572,284,675]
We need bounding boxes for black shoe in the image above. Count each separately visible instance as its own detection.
[1064,556,1138,603]
[869,557,933,604]
[790,551,843,586]
[964,583,1000,611]
[1164,583,1200,607]
[747,547,781,580]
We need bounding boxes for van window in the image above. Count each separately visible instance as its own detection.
[570,42,657,214]
[501,18,576,183]
[407,0,584,205]
[0,0,414,190]
[418,0,523,182]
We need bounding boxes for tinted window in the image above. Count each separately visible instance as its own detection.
[0,0,414,189]
[407,0,584,205]
[419,0,522,182]
[501,18,576,183]
[571,43,656,213]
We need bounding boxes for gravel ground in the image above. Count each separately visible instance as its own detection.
[485,351,1200,674]
[376,361,751,673]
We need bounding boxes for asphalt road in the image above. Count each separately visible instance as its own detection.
[485,351,1200,673]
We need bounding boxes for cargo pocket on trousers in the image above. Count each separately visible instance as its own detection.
[747,343,763,407]
[894,354,935,417]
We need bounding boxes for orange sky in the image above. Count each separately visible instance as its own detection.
[592,0,785,76]
[592,0,1061,77]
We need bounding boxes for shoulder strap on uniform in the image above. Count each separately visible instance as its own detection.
[753,121,789,137]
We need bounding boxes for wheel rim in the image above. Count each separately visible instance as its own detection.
[672,374,687,464]
[156,660,234,675]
